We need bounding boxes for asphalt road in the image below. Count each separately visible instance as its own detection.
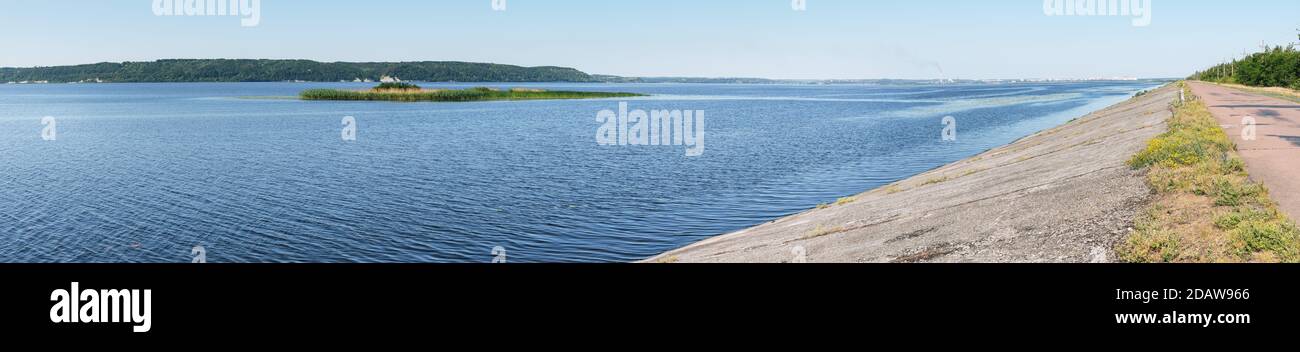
[1188,81,1300,221]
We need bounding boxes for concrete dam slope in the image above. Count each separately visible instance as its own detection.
[648,84,1177,263]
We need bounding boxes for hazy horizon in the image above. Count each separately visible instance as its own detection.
[1,0,1297,80]
[0,57,1184,81]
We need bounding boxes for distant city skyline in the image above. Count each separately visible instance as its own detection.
[1,0,1297,79]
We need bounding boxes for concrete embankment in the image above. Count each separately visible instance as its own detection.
[647,84,1178,263]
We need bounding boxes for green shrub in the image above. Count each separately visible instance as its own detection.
[375,82,420,90]
[1221,156,1246,173]
[1214,178,1264,207]
[1215,208,1268,229]
[1234,220,1300,260]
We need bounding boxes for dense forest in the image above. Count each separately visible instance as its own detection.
[1190,31,1300,89]
[0,59,598,83]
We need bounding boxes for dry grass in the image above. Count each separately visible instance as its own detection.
[1210,82,1300,104]
[915,168,982,188]
[920,176,950,186]
[883,184,904,194]
[1119,82,1300,263]
[959,168,986,178]
[802,224,845,240]
[813,195,861,210]
[654,255,679,263]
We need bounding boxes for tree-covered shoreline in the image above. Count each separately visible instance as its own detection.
[1190,31,1300,89]
[0,59,597,83]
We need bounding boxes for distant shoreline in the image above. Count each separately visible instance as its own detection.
[0,59,594,84]
[0,59,1178,85]
[3,78,1179,86]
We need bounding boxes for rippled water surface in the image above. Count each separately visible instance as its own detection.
[0,81,1163,262]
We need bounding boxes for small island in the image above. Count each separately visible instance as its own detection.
[300,82,645,102]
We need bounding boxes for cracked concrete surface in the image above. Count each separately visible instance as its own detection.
[645,84,1176,263]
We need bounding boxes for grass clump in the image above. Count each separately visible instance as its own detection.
[802,225,845,240]
[920,176,950,186]
[654,255,679,264]
[1119,82,1300,262]
[1119,219,1181,263]
[883,185,904,194]
[814,196,860,210]
[375,82,420,90]
[1234,220,1300,260]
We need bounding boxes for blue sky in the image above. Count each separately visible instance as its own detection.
[1,0,1297,79]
